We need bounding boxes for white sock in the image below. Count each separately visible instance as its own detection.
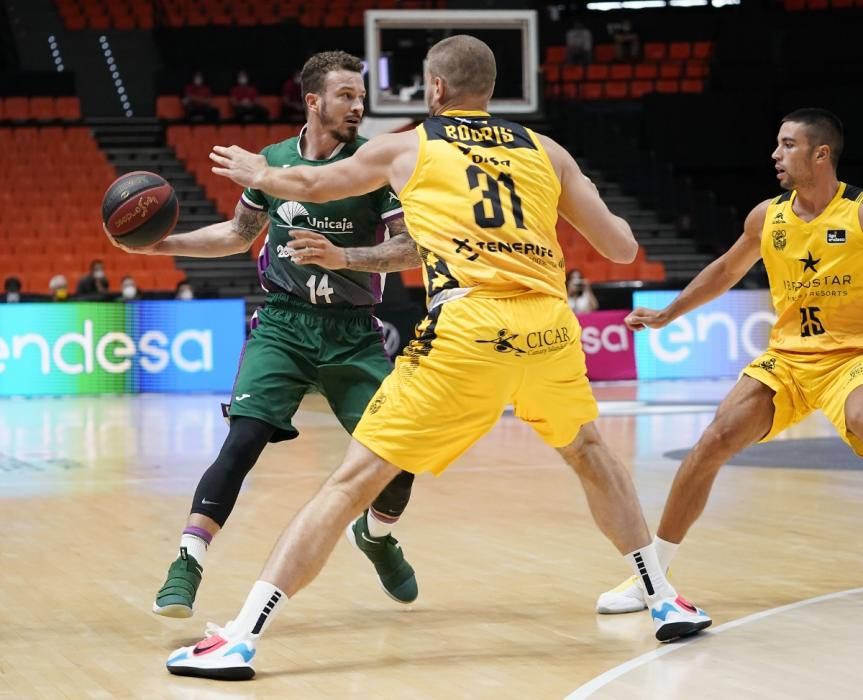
[179,534,208,566]
[654,536,679,572]
[366,509,396,538]
[625,544,676,602]
[229,580,287,638]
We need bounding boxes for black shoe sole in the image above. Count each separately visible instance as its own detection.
[167,664,255,681]
[655,618,712,642]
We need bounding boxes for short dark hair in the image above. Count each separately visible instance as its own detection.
[426,35,496,100]
[782,108,844,167]
[300,51,363,99]
[4,276,21,292]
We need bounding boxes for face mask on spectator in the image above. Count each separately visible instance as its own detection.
[93,267,105,280]
[6,292,20,303]
[177,288,194,300]
[122,284,137,300]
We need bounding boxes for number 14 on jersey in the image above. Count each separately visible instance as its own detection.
[306,274,334,304]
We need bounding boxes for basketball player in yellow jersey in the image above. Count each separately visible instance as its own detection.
[164,35,710,680]
[597,108,863,615]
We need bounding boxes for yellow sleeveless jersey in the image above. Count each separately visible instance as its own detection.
[762,182,863,352]
[399,110,566,303]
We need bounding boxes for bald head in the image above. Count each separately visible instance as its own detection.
[426,35,496,101]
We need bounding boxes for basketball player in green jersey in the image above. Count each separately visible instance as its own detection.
[111,51,423,616]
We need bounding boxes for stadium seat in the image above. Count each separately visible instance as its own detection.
[643,43,667,62]
[156,96,184,121]
[668,42,691,61]
[561,65,584,82]
[545,46,567,65]
[593,44,616,63]
[3,97,28,121]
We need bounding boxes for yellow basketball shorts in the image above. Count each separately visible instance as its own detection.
[353,293,599,475]
[742,347,863,455]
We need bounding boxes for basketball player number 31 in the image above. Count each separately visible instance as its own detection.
[306,274,334,304]
[466,165,526,229]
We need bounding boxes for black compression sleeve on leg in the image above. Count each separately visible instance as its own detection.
[370,469,415,520]
[190,416,276,527]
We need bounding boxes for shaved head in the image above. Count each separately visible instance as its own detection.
[426,35,496,101]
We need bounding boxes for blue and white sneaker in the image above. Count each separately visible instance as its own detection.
[166,622,257,680]
[651,595,712,642]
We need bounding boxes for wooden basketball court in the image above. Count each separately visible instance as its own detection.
[2,381,861,698]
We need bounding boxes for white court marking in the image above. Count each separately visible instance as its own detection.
[565,586,863,699]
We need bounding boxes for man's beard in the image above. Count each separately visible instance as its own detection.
[320,103,359,144]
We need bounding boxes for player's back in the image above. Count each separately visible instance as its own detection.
[399,110,565,304]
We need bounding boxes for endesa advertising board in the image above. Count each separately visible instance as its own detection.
[0,300,246,396]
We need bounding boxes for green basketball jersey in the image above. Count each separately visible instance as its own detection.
[242,129,403,306]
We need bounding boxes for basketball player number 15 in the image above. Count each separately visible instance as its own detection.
[466,165,526,229]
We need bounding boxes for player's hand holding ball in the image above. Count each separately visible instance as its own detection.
[102,171,179,253]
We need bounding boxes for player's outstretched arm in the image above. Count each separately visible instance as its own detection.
[108,201,268,257]
[210,133,411,203]
[286,218,421,272]
[626,200,768,331]
[538,133,638,263]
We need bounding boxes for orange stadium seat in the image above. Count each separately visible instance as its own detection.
[610,64,634,80]
[545,46,566,65]
[586,64,609,81]
[593,44,617,63]
[55,97,82,121]
[29,97,55,121]
[634,63,658,79]
[156,96,184,120]
[660,62,683,79]
[692,41,713,59]
[643,42,667,62]
[668,42,691,61]
[4,97,29,121]
[561,65,584,82]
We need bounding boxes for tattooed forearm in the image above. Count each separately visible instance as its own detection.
[232,202,270,246]
[343,218,421,273]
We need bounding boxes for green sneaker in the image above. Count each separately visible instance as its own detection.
[346,511,418,604]
[152,547,203,618]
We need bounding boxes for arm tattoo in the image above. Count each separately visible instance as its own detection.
[343,217,422,273]
[232,202,269,245]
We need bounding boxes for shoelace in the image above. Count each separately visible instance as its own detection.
[203,620,232,638]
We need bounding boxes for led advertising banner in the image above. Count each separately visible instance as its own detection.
[632,290,776,379]
[0,300,246,396]
[576,309,637,381]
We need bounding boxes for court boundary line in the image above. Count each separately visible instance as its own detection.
[564,586,863,699]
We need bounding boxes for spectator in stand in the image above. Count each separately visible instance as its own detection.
[565,21,593,65]
[281,69,304,123]
[175,279,195,300]
[2,276,22,303]
[49,274,70,302]
[119,275,141,302]
[183,71,219,123]
[76,258,110,299]
[567,268,599,314]
[230,70,268,123]
[608,19,640,62]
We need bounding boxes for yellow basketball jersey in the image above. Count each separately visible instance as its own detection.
[762,182,863,351]
[399,110,565,303]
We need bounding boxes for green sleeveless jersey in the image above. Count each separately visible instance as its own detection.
[241,130,403,306]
